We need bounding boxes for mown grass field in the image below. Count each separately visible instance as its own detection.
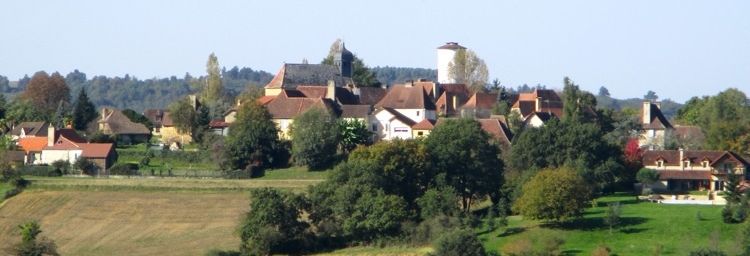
[480,194,743,255]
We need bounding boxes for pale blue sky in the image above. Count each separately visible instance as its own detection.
[1,0,749,102]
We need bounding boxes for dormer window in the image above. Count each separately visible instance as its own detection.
[702,161,709,168]
[683,160,690,168]
[416,111,420,116]
[657,160,664,168]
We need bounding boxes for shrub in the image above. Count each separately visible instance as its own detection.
[688,248,727,256]
[51,160,70,175]
[291,107,340,170]
[109,163,140,176]
[204,249,240,256]
[74,158,98,176]
[431,229,486,256]
[502,233,565,256]
[501,238,534,256]
[417,187,460,220]
[16,166,58,177]
[513,167,592,222]
[409,215,465,245]
[591,245,612,256]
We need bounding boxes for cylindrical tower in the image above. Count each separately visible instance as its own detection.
[436,42,465,84]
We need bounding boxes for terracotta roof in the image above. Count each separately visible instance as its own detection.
[11,122,48,137]
[18,137,48,153]
[340,105,372,119]
[642,102,673,130]
[55,129,87,144]
[511,89,564,118]
[98,108,151,135]
[161,112,174,127]
[514,101,536,117]
[293,86,360,105]
[257,95,276,105]
[658,171,711,180]
[436,91,470,116]
[439,84,470,96]
[143,109,165,128]
[437,42,466,50]
[357,87,387,105]
[674,125,704,140]
[209,119,229,128]
[264,63,353,89]
[477,118,513,147]
[375,84,436,110]
[80,143,114,158]
[411,119,435,130]
[265,94,337,119]
[462,93,498,110]
[642,150,749,167]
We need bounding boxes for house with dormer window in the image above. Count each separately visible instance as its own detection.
[642,149,750,191]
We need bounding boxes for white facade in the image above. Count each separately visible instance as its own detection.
[395,109,435,123]
[373,110,414,141]
[437,42,465,84]
[41,149,82,165]
[525,115,546,128]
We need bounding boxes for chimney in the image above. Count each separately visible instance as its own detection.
[47,125,55,147]
[679,148,685,169]
[101,108,108,120]
[536,97,542,112]
[452,95,457,113]
[642,101,651,124]
[326,80,335,100]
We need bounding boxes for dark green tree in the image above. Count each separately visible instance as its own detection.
[291,107,340,170]
[71,88,97,131]
[431,229,487,256]
[513,167,592,222]
[562,77,597,123]
[338,119,372,154]
[424,118,504,212]
[240,188,309,255]
[222,102,280,171]
[644,90,659,101]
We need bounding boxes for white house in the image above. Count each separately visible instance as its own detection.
[372,83,437,140]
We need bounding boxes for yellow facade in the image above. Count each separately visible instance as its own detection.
[159,126,192,144]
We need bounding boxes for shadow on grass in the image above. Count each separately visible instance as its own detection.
[497,227,526,237]
[594,198,641,207]
[543,216,648,232]
[561,249,583,255]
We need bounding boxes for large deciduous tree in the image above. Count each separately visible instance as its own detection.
[513,167,592,222]
[240,188,310,255]
[72,87,97,131]
[291,107,340,170]
[448,49,489,93]
[562,77,597,123]
[424,118,503,212]
[22,71,71,116]
[675,88,750,154]
[222,102,280,171]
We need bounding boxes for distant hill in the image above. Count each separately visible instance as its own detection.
[372,66,436,86]
[1,67,273,112]
[597,95,683,119]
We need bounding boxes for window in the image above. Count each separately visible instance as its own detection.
[417,111,420,116]
[702,161,709,168]
[394,127,409,133]
[371,124,377,132]
[683,160,690,168]
[656,160,663,168]
[417,131,424,136]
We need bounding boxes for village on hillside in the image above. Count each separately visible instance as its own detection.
[2,41,750,256]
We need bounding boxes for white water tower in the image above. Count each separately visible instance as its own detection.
[436,42,466,84]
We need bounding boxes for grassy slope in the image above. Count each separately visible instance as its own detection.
[0,190,248,256]
[481,194,742,255]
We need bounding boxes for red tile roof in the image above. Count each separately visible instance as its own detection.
[435,92,469,116]
[209,119,229,128]
[462,93,498,110]
[375,84,436,110]
[257,95,276,105]
[477,118,513,148]
[265,93,337,119]
[411,119,435,130]
[18,137,48,153]
[80,143,115,158]
[642,150,749,167]
[658,171,711,180]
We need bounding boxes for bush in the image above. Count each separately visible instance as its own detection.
[16,166,59,177]
[109,163,140,176]
[689,248,727,256]
[409,215,465,245]
[204,249,240,256]
[431,229,486,256]
[417,187,460,220]
[51,160,70,175]
[74,158,99,176]
[591,245,612,256]
[513,167,592,222]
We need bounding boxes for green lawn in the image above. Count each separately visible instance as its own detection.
[0,182,11,203]
[481,194,743,255]
[259,166,329,180]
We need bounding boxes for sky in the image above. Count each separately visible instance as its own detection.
[1,0,749,103]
